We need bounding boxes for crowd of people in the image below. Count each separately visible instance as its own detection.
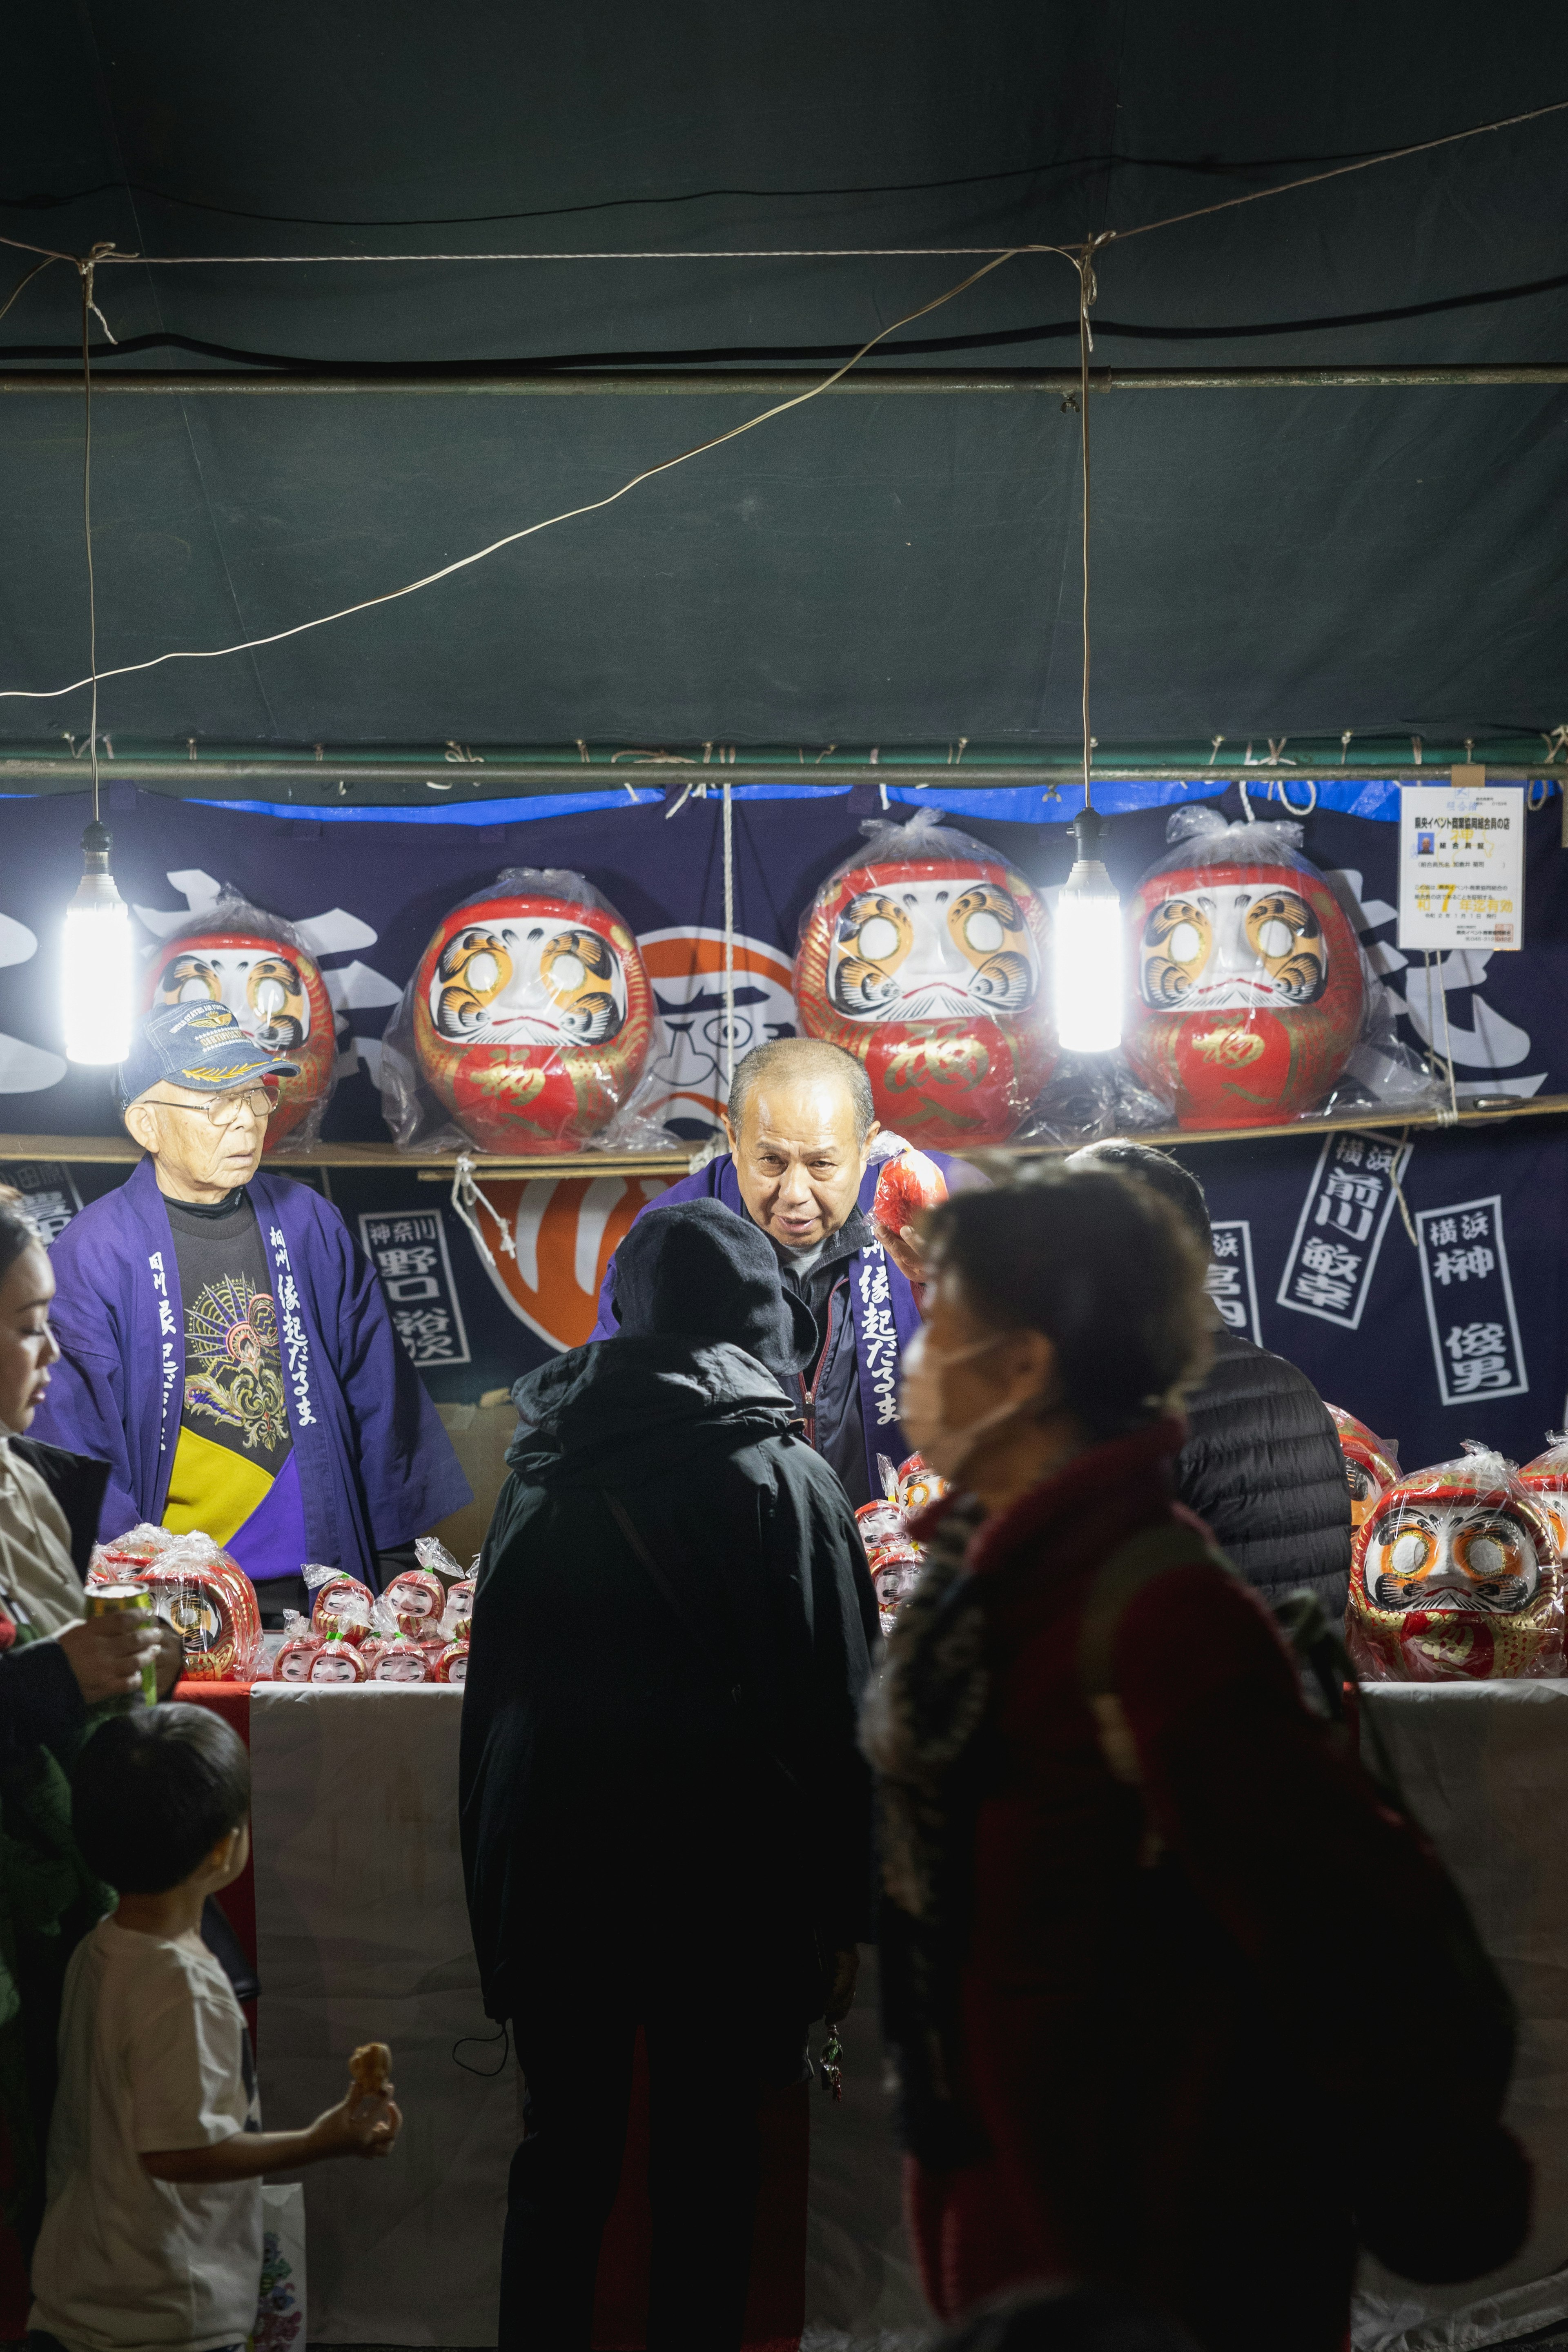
[0,1026,1528,2352]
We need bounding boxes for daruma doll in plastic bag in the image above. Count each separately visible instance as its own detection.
[794,813,1055,1144]
[403,867,654,1152]
[1348,1443,1564,1681]
[144,897,336,1148]
[1123,809,1365,1129]
[1327,1405,1401,1532]
[1518,1434,1568,1555]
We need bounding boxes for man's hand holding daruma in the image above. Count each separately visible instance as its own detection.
[871,1148,947,1292]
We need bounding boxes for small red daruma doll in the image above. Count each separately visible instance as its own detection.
[897,1454,947,1519]
[1326,1405,1402,1532]
[1349,1443,1565,1682]
[144,902,336,1149]
[405,867,654,1153]
[872,1147,948,1243]
[310,1574,375,1645]
[794,814,1056,1145]
[432,1640,470,1685]
[308,1630,370,1684]
[383,1569,446,1641]
[1123,810,1365,1129]
[371,1638,430,1683]
[1518,1434,1568,1556]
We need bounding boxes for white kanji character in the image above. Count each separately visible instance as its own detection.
[1430,1216,1458,1247]
[1461,1210,1490,1242]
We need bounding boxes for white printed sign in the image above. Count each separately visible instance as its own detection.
[1206,1221,1260,1345]
[1415,1194,1528,1405]
[1398,785,1524,952]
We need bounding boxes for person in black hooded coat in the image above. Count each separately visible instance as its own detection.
[459,1198,879,2352]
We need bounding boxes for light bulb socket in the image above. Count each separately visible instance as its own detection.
[1071,804,1106,863]
[81,819,112,871]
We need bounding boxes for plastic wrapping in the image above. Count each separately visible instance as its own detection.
[793,812,1056,1145]
[307,1629,368,1683]
[272,1614,322,1682]
[141,892,338,1149]
[870,1146,948,1236]
[854,1449,951,1637]
[1123,810,1371,1129]
[370,1637,430,1683]
[1348,1441,1565,1681]
[141,1538,264,1684]
[378,867,664,1154]
[431,1639,470,1684]
[1326,1404,1403,1531]
[381,1568,445,1639]
[308,1570,375,1644]
[1519,1433,1568,1553]
[91,1523,264,1682]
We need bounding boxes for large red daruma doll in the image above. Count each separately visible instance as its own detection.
[1123,811,1365,1129]
[1348,1443,1565,1682]
[410,868,654,1153]
[143,901,336,1149]
[794,817,1055,1143]
[1519,1434,1568,1555]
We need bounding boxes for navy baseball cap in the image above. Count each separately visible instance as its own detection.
[118,1000,299,1109]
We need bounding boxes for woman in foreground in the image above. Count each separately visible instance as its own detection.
[864,1164,1515,2352]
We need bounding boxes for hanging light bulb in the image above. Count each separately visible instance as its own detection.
[1054,805,1123,1053]
[63,820,133,1064]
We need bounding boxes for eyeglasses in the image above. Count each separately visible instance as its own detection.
[139,1085,277,1129]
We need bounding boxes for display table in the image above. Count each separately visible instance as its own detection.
[180,1680,828,2350]
[1355,1682,1568,2352]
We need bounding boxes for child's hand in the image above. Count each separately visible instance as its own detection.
[308,2079,403,2162]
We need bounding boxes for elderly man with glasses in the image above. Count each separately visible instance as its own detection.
[29,1001,469,1616]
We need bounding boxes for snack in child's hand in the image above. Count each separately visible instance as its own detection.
[872,1147,947,1238]
[349,2040,392,2097]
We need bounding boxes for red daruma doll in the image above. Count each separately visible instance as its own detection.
[143,896,337,1149]
[387,866,654,1153]
[794,813,1056,1144]
[1518,1434,1568,1555]
[1123,810,1365,1129]
[1349,1443,1565,1681]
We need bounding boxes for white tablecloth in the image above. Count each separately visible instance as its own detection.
[1354,1682,1568,2352]
[250,1682,926,2348]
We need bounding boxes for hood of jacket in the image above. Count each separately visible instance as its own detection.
[507,1333,800,1488]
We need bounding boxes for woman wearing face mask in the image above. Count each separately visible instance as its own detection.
[863,1166,1408,2352]
[0,1187,180,2261]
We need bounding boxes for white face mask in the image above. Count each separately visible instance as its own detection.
[899,1324,1045,1487]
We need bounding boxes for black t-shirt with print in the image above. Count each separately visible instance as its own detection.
[164,1190,293,1479]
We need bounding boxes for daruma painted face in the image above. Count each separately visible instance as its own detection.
[145,926,335,1147]
[1348,1445,1564,1681]
[1122,815,1365,1129]
[795,818,1055,1143]
[411,873,654,1152]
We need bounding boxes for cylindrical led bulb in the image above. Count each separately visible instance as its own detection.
[63,821,133,1065]
[1053,807,1123,1054]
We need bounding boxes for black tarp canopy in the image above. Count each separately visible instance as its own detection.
[1,0,1565,760]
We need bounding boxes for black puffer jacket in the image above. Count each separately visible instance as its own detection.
[1177,1329,1352,1613]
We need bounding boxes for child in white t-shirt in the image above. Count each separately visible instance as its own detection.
[29,1703,401,2352]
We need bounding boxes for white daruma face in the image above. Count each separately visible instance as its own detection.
[1139,885,1328,1014]
[1365,1502,1543,1615]
[430,923,627,1048]
[158,948,314,1053]
[828,879,1039,1022]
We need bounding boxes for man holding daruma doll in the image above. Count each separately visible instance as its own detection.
[590,1037,956,1506]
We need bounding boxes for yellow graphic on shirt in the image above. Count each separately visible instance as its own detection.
[164,1426,274,1547]
[183,1276,290,1453]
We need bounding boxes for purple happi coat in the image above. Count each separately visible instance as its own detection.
[590,1151,940,1498]
[29,1158,470,1584]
